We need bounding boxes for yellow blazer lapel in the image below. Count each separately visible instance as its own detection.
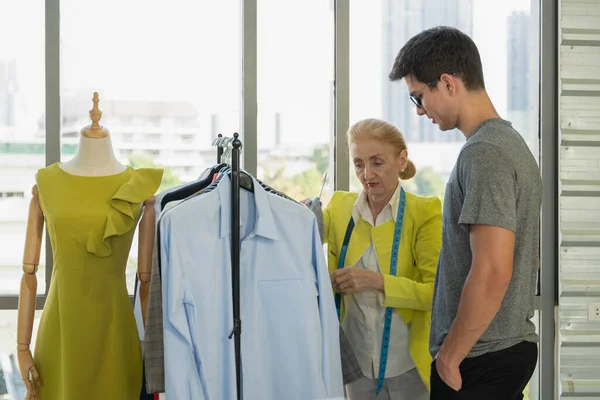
[372,220,396,275]
[343,218,371,267]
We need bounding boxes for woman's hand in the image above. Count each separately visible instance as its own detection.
[330,267,384,294]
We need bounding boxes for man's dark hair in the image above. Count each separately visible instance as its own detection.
[389,26,485,91]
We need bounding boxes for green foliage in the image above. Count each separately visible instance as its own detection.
[406,167,446,198]
[128,152,181,192]
[261,160,324,201]
[309,143,329,176]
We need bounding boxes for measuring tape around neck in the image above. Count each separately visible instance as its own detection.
[335,187,406,396]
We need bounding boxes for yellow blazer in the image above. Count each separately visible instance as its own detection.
[323,190,442,389]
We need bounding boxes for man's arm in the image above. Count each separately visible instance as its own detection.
[435,143,519,390]
[437,223,515,365]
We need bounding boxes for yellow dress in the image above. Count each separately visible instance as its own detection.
[33,162,163,400]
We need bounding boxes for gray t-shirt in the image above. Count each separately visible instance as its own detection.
[430,118,542,359]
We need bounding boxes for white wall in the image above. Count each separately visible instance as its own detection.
[558,0,600,397]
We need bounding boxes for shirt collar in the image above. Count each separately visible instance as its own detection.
[351,180,402,224]
[217,173,280,241]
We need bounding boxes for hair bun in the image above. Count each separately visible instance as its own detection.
[399,159,417,180]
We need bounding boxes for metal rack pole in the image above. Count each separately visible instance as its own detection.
[230,132,242,400]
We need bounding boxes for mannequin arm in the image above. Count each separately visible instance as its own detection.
[17,185,44,397]
[138,196,156,326]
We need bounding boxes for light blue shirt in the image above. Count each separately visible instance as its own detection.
[160,174,344,400]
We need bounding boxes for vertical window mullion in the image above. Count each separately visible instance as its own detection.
[241,0,258,176]
[44,0,60,299]
[539,0,558,397]
[334,0,350,191]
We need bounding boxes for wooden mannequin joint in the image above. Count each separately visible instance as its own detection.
[22,264,38,274]
[143,196,156,207]
[17,343,30,352]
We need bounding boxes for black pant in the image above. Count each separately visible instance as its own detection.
[430,341,538,400]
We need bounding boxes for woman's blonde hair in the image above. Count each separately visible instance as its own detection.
[347,118,417,180]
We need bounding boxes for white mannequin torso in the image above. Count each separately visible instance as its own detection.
[59,135,127,177]
[59,92,127,177]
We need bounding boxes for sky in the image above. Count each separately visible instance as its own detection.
[1,0,533,147]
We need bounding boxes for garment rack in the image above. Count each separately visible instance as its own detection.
[212,132,243,400]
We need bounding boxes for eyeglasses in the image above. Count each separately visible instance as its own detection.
[409,94,425,109]
[409,78,441,109]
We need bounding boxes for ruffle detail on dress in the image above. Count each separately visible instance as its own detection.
[78,168,164,257]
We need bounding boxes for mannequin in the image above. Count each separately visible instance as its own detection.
[59,93,126,176]
[17,92,161,400]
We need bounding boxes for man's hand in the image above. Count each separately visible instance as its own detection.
[330,267,384,294]
[436,351,462,391]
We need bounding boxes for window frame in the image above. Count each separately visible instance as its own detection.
[539,0,559,398]
[0,0,557,397]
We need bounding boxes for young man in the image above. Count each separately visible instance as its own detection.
[388,26,542,399]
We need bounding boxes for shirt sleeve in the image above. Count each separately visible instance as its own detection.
[161,214,206,400]
[458,143,518,233]
[310,217,345,399]
[306,197,325,243]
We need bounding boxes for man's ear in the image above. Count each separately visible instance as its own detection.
[440,73,457,95]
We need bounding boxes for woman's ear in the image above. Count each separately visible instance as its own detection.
[398,149,408,171]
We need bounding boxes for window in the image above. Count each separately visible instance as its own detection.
[146,134,162,143]
[349,0,540,198]
[350,1,540,398]
[0,1,554,397]
[0,310,42,398]
[0,193,24,199]
[256,0,335,204]
[0,0,46,297]
[60,0,241,294]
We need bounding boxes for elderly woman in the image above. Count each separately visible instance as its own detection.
[315,118,441,399]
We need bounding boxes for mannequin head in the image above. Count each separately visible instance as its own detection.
[81,92,110,139]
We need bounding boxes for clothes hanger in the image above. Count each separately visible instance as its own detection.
[212,166,254,193]
[160,162,228,209]
[218,142,253,193]
[238,171,254,192]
